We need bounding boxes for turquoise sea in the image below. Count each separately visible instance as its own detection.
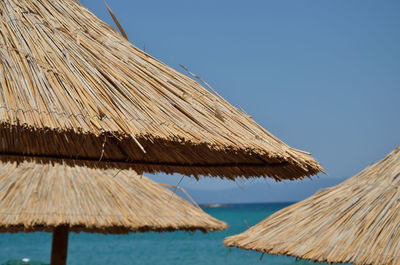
[0,203,343,265]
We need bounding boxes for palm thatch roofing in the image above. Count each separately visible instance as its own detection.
[0,0,323,180]
[224,146,400,265]
[0,156,227,234]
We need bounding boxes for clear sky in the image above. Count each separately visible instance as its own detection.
[80,0,399,199]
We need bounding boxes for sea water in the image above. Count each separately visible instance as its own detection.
[0,203,344,265]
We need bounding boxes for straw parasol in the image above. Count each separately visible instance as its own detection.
[0,156,227,264]
[0,0,323,180]
[224,146,400,265]
[0,0,323,264]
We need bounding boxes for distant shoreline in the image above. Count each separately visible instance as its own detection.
[200,201,296,208]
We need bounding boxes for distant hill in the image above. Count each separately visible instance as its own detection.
[175,177,347,204]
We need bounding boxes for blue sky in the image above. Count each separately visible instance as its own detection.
[81,0,399,199]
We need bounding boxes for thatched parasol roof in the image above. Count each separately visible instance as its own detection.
[224,146,400,265]
[0,0,323,180]
[0,156,227,234]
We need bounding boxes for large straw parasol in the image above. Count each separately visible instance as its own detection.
[224,146,400,265]
[0,156,227,264]
[0,0,323,264]
[0,0,323,180]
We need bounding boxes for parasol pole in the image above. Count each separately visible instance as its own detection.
[50,226,69,265]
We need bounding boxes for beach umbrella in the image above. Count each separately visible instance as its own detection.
[224,146,400,265]
[0,156,227,265]
[0,0,323,181]
[0,0,323,264]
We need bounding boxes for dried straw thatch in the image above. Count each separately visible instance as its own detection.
[224,146,400,265]
[0,156,227,234]
[0,0,323,180]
